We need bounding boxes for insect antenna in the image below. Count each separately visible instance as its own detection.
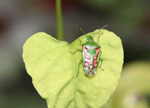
[100,24,108,30]
[94,24,108,43]
[93,24,108,40]
[74,24,88,37]
[74,24,89,44]
[99,24,108,36]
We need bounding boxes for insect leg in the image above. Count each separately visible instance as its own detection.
[99,59,104,71]
[78,38,83,45]
[70,49,82,55]
[99,50,104,71]
[76,59,82,77]
[97,33,103,43]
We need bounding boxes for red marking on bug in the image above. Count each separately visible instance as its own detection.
[84,61,89,67]
[92,47,100,68]
[83,46,101,69]
[83,46,88,50]
[83,46,90,60]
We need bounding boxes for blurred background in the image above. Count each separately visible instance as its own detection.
[0,0,150,108]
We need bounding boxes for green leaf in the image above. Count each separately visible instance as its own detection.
[23,29,124,108]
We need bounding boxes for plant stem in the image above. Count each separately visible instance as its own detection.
[56,0,63,40]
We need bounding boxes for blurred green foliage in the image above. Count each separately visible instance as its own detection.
[103,61,150,108]
[0,94,46,108]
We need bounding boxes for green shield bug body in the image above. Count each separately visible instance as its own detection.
[82,36,101,77]
[72,25,106,77]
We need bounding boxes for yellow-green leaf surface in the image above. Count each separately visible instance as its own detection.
[23,29,124,108]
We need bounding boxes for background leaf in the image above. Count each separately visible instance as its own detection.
[103,61,150,108]
[23,29,124,108]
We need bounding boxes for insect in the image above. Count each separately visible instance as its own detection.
[72,25,107,77]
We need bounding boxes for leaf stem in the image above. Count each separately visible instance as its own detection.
[56,0,63,40]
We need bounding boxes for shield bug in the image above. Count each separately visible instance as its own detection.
[72,25,107,77]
